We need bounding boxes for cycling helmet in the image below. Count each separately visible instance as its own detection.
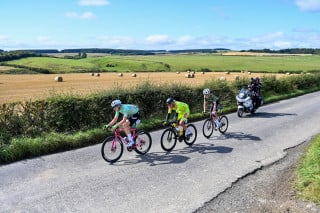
[166,97,174,104]
[111,99,121,108]
[203,88,210,95]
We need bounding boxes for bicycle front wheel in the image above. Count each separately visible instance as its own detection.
[160,128,177,152]
[134,130,152,155]
[184,123,197,146]
[101,136,123,163]
[218,115,229,134]
[202,119,214,138]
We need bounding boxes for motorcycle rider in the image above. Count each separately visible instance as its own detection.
[248,77,262,109]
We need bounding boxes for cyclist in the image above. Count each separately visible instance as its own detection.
[164,98,192,141]
[203,88,221,129]
[104,100,140,148]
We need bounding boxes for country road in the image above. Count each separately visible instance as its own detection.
[1,91,320,213]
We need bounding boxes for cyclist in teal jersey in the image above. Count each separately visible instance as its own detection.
[104,100,140,148]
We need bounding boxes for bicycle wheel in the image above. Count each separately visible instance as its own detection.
[160,128,177,152]
[134,130,152,155]
[101,136,123,163]
[184,123,197,146]
[202,119,214,138]
[218,115,229,134]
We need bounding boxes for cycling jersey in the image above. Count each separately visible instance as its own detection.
[204,94,220,105]
[168,101,190,121]
[115,104,139,118]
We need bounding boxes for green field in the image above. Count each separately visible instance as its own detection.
[3,54,320,74]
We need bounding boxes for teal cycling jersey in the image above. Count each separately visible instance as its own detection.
[115,104,139,118]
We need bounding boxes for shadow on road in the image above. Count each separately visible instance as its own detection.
[206,131,261,141]
[115,151,190,166]
[244,111,297,118]
[179,143,233,155]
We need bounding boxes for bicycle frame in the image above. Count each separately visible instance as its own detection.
[113,127,137,146]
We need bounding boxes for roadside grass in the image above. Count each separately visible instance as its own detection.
[295,134,320,204]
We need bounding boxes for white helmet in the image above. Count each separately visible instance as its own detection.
[203,88,210,95]
[111,100,121,108]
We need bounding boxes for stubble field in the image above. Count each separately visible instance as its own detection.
[0,71,284,103]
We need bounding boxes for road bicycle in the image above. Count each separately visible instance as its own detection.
[202,109,229,138]
[160,120,197,152]
[101,127,152,163]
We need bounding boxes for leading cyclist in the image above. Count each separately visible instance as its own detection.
[104,100,140,148]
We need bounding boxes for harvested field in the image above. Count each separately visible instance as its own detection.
[0,72,286,103]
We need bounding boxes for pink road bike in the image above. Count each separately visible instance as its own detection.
[101,127,152,163]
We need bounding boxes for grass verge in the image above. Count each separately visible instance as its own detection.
[295,134,320,204]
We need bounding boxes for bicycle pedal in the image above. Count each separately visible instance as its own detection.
[127,147,134,152]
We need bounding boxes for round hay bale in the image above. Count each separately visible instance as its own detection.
[286,72,291,75]
[185,73,191,78]
[190,73,195,78]
[201,71,205,74]
[119,73,123,77]
[91,73,94,76]
[131,73,137,77]
[235,75,240,80]
[219,76,226,81]
[95,73,100,77]
[247,72,251,75]
[176,71,180,74]
[54,76,63,82]
[225,71,230,75]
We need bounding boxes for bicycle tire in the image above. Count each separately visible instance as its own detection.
[202,118,214,138]
[101,136,123,163]
[134,130,152,155]
[218,115,229,134]
[160,128,177,152]
[184,123,197,146]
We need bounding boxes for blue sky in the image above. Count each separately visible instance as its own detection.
[1,0,320,51]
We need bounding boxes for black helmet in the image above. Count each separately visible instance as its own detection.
[166,97,174,104]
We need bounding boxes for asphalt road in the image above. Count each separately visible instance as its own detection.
[1,91,320,213]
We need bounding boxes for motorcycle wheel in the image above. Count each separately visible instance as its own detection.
[237,108,244,117]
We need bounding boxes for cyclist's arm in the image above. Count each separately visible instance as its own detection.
[107,114,119,126]
[114,116,127,128]
[203,96,207,112]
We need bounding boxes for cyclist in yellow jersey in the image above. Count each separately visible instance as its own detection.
[165,98,192,141]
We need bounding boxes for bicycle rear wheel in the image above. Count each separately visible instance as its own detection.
[160,128,177,152]
[218,115,229,134]
[134,130,152,154]
[184,123,197,146]
[202,119,214,138]
[101,136,123,163]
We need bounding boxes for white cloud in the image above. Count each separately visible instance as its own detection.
[79,0,110,6]
[145,35,173,45]
[295,0,320,12]
[65,11,96,19]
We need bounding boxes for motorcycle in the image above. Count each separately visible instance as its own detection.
[236,88,263,117]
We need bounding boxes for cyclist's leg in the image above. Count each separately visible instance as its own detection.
[179,112,188,136]
[123,119,134,146]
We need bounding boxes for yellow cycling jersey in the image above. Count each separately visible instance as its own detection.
[168,101,190,115]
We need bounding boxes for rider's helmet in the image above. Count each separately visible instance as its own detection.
[166,97,174,104]
[203,88,210,95]
[111,99,121,108]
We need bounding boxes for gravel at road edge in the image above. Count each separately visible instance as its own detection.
[195,140,320,213]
